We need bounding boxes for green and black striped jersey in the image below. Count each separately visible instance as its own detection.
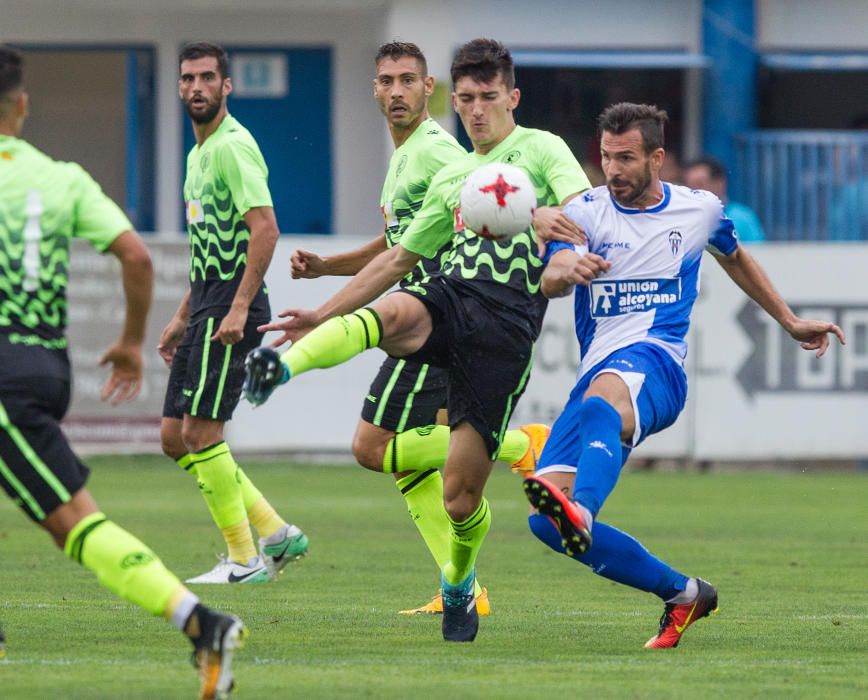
[379,118,466,285]
[0,134,129,361]
[401,126,591,333]
[183,114,272,323]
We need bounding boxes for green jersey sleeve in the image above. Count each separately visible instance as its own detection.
[399,169,457,258]
[215,139,273,217]
[70,163,133,251]
[536,132,591,203]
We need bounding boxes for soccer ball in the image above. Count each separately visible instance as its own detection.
[459,162,536,240]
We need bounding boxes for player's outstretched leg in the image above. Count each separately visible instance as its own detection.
[523,475,592,556]
[644,578,719,649]
[528,512,717,648]
[62,506,247,696]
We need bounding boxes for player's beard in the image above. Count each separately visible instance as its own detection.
[185,96,222,125]
[608,162,653,207]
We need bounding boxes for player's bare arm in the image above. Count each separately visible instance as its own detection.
[541,247,610,298]
[157,289,190,367]
[714,245,846,356]
[291,234,388,279]
[261,243,421,345]
[100,230,154,405]
[212,205,279,345]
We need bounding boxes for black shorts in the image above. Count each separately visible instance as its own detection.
[0,377,89,522]
[361,356,447,432]
[399,278,536,458]
[163,316,264,422]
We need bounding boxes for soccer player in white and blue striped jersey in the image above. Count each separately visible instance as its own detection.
[524,102,845,649]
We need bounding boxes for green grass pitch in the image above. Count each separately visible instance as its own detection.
[1,457,866,699]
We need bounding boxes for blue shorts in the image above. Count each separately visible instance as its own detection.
[536,342,687,476]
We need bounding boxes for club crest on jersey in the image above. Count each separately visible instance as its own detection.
[503,150,521,164]
[668,230,683,256]
[396,154,408,175]
[590,278,681,317]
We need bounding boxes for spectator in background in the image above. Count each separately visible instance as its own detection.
[659,149,683,185]
[685,156,766,243]
[829,114,868,241]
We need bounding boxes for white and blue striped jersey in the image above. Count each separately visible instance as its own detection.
[548,182,739,378]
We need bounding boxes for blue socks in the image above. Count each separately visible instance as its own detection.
[572,397,624,516]
[528,513,688,601]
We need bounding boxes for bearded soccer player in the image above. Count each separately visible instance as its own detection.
[246,38,593,642]
[158,42,307,584]
[287,41,550,616]
[524,102,845,649]
[0,45,244,698]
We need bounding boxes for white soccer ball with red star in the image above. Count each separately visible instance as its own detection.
[459,162,536,240]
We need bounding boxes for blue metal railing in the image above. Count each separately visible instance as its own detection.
[734,131,868,241]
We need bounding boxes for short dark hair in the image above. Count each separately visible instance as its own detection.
[685,156,726,180]
[375,41,427,75]
[0,45,24,99]
[451,38,515,91]
[179,41,229,80]
[598,102,668,153]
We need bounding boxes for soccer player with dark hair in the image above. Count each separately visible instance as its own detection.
[524,101,844,648]
[287,40,550,616]
[0,44,244,698]
[246,37,594,642]
[158,41,308,584]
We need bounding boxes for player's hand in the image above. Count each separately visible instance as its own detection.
[157,316,187,367]
[787,318,846,358]
[258,308,322,347]
[243,347,290,406]
[291,249,327,279]
[99,341,143,405]
[532,206,586,255]
[568,253,610,286]
[212,306,248,345]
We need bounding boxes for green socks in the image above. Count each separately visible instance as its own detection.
[495,429,531,464]
[382,425,530,473]
[281,308,382,377]
[443,498,491,586]
[383,426,450,473]
[176,452,265,511]
[396,470,451,569]
[65,512,180,616]
[190,442,257,563]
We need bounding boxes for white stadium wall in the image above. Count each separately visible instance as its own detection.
[65,239,868,460]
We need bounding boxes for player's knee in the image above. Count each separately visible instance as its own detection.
[443,493,478,523]
[180,423,221,454]
[351,435,386,472]
[159,422,186,461]
[528,512,565,554]
[160,433,184,461]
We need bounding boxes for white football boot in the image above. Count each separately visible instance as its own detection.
[185,554,269,584]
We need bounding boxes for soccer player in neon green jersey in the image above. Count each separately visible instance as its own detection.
[157,42,308,585]
[0,45,244,698]
[289,41,549,616]
[249,38,592,641]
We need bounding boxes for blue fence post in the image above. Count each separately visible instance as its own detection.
[702,0,758,179]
